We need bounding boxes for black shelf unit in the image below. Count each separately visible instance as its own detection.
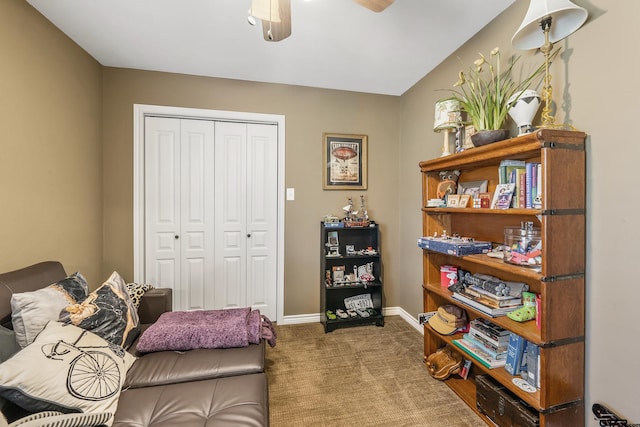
[320,223,384,333]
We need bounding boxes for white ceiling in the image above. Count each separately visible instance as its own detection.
[26,0,515,96]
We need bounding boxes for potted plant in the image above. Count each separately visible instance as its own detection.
[449,47,552,146]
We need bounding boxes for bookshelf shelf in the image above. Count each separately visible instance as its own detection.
[419,130,586,426]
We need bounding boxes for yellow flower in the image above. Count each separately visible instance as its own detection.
[473,55,486,68]
[454,71,465,87]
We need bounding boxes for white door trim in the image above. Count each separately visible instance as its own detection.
[133,104,286,324]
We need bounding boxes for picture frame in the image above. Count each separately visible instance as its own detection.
[479,192,492,208]
[457,180,489,198]
[446,194,460,207]
[327,231,339,246]
[323,133,368,190]
[459,194,471,208]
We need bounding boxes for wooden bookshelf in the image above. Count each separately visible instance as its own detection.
[420,130,586,426]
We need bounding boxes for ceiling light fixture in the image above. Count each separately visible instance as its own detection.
[247,0,394,42]
[511,0,588,128]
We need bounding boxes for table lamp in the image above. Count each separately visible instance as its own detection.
[434,99,461,156]
[511,0,588,128]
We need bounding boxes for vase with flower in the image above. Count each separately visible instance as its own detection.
[449,47,554,146]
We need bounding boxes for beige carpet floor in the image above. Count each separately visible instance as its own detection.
[266,316,485,426]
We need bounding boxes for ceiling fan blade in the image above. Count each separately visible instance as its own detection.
[262,0,291,41]
[352,0,395,13]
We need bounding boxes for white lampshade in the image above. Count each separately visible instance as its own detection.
[512,0,588,50]
[250,0,281,23]
[434,99,461,132]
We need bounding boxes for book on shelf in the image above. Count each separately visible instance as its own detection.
[463,286,522,308]
[470,318,511,340]
[510,167,526,208]
[533,163,542,209]
[468,328,509,353]
[524,341,540,388]
[490,183,515,210]
[452,338,507,369]
[504,332,527,376]
[462,333,507,360]
[452,291,520,317]
[499,160,525,185]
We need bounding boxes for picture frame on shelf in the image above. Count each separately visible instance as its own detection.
[446,194,460,207]
[323,133,368,190]
[459,194,471,208]
[457,180,489,198]
[327,231,339,246]
[479,192,492,208]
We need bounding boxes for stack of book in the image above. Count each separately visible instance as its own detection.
[498,159,542,209]
[453,319,509,369]
[451,285,522,317]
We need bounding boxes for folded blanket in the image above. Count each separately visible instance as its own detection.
[136,308,277,353]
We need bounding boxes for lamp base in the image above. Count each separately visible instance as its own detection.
[440,129,451,157]
[535,122,579,132]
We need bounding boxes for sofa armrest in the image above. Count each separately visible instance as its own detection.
[138,288,172,324]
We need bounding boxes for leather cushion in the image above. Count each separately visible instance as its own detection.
[114,373,269,427]
[124,343,265,389]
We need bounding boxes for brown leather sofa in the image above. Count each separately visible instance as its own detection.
[0,261,269,426]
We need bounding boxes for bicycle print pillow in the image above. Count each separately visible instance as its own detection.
[0,321,135,425]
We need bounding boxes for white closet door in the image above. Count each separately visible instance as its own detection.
[145,117,278,318]
[214,122,248,311]
[145,117,215,310]
[246,123,278,318]
[180,120,215,310]
[213,122,278,319]
[144,117,181,304]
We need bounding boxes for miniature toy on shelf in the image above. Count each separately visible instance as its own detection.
[417,230,492,256]
[343,195,371,227]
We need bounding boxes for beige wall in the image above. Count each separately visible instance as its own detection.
[101,69,401,316]
[398,1,640,423]
[5,0,640,423]
[0,0,103,285]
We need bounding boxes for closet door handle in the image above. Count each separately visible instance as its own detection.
[175,235,179,239]
[247,234,251,238]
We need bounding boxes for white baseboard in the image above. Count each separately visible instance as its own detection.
[280,306,424,335]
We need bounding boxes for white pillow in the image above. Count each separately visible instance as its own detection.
[10,272,88,348]
[0,321,135,426]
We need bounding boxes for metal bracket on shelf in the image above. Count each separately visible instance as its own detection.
[541,141,585,151]
[539,335,585,349]
[540,208,585,215]
[541,273,584,282]
[539,398,585,415]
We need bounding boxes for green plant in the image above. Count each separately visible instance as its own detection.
[450,47,552,131]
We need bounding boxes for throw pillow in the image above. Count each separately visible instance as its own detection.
[124,282,154,310]
[0,326,19,363]
[7,410,112,427]
[10,272,88,348]
[0,322,135,426]
[60,272,139,348]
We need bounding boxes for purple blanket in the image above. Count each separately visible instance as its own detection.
[136,308,276,353]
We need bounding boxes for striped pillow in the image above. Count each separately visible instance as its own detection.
[8,411,112,427]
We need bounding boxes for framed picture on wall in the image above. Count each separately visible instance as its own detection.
[323,133,368,190]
